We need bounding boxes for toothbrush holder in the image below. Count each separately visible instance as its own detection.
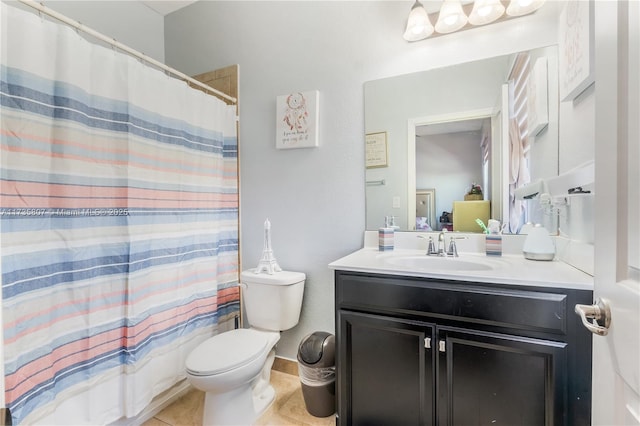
[485,234,502,256]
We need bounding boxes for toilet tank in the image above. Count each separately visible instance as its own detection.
[240,270,305,331]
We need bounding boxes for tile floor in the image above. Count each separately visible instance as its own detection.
[141,370,335,426]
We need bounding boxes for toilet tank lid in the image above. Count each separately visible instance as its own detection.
[241,270,305,286]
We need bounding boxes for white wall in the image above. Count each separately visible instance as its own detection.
[5,0,165,62]
[165,1,567,359]
[557,84,596,245]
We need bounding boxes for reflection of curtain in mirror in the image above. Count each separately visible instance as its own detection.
[508,53,532,233]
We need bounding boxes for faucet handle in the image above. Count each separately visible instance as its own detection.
[418,235,438,255]
[427,237,436,255]
[447,238,459,257]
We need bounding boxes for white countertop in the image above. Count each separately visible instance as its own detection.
[329,247,594,291]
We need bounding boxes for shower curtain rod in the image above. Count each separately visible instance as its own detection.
[17,0,238,104]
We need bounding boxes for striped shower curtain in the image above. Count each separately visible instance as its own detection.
[0,4,239,424]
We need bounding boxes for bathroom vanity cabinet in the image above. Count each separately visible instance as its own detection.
[334,270,593,426]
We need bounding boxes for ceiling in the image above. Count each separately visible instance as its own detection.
[141,1,197,16]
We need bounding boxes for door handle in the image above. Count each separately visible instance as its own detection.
[575,298,611,336]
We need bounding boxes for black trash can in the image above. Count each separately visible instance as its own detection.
[297,331,336,417]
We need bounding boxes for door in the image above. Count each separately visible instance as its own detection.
[407,109,495,231]
[338,311,435,425]
[587,1,640,424]
[437,327,568,426]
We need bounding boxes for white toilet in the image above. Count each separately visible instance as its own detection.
[185,269,305,425]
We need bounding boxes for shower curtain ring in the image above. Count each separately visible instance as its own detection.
[68,19,82,37]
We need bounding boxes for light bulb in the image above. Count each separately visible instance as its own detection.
[435,0,468,34]
[469,0,505,25]
[403,0,434,41]
[506,0,546,16]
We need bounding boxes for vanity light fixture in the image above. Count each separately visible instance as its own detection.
[403,0,434,42]
[506,0,546,16]
[403,0,546,42]
[435,0,468,34]
[468,0,505,25]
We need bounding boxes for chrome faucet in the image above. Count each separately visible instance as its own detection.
[420,231,463,257]
[436,230,447,256]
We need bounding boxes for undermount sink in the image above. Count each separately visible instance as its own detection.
[383,255,496,272]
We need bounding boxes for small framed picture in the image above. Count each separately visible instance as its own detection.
[559,0,594,101]
[366,132,388,168]
[276,90,319,149]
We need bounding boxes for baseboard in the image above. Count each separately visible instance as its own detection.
[272,356,299,376]
[109,379,192,426]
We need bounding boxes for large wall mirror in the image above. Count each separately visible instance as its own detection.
[365,45,559,234]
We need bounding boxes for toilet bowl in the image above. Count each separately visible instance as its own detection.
[185,269,305,425]
[186,328,279,425]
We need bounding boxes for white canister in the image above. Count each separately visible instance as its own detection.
[522,225,555,260]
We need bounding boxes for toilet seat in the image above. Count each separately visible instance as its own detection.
[186,329,270,376]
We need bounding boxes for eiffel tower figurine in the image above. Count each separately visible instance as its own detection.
[255,218,282,274]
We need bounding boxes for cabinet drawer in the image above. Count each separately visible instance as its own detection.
[336,272,568,335]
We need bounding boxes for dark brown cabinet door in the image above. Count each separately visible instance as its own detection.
[338,311,436,426]
[436,327,567,426]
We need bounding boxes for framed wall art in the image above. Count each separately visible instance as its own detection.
[276,90,319,149]
[527,57,549,136]
[559,0,594,101]
[366,131,388,168]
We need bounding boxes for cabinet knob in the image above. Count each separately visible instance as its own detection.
[439,340,446,352]
[424,337,431,349]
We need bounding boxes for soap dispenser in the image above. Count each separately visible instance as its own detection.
[378,216,395,251]
[522,224,555,261]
